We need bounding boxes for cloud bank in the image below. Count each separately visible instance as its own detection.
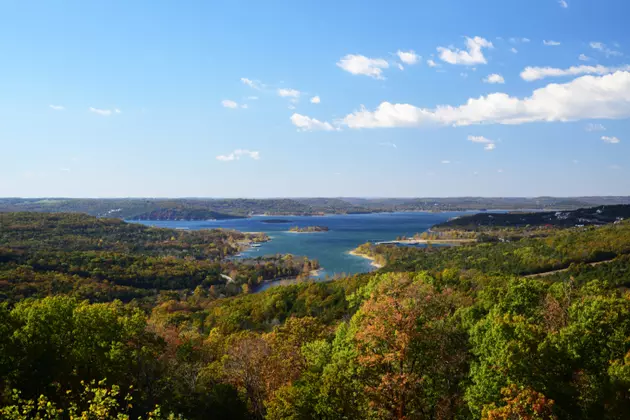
[339,71,630,128]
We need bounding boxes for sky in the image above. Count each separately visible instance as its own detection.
[1,0,629,198]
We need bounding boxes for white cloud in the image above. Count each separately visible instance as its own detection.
[396,50,420,65]
[497,169,504,173]
[437,36,493,65]
[341,71,630,128]
[484,73,505,84]
[397,63,404,70]
[89,107,114,116]
[59,168,71,172]
[520,64,630,81]
[511,47,518,54]
[221,100,239,109]
[543,40,561,46]
[216,149,261,162]
[427,59,439,68]
[602,136,620,144]
[336,54,390,79]
[114,108,121,114]
[291,113,337,132]
[468,135,497,151]
[579,54,591,61]
[310,96,321,104]
[247,96,259,100]
[379,142,397,149]
[241,78,264,90]
[278,88,301,98]
[460,72,468,78]
[559,0,568,8]
[241,104,248,109]
[441,160,451,164]
[49,105,65,111]
[590,42,622,57]
[585,123,606,131]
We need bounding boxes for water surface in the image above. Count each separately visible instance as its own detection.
[137,212,466,286]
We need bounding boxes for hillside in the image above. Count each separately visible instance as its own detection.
[3,197,630,221]
[2,212,630,418]
[434,204,630,230]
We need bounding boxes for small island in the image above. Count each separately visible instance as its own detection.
[288,225,330,233]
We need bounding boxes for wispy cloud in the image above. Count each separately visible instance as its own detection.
[590,42,622,57]
[579,54,591,61]
[89,107,118,116]
[468,135,497,151]
[290,113,337,131]
[437,36,493,66]
[585,123,606,131]
[337,54,390,79]
[49,105,65,111]
[509,37,530,44]
[241,78,265,90]
[543,40,561,46]
[216,149,261,162]
[221,100,239,109]
[379,142,397,149]
[426,59,440,68]
[310,96,321,104]
[441,160,451,164]
[510,47,518,54]
[602,136,621,144]
[558,0,568,8]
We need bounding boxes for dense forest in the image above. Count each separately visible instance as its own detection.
[0,213,318,304]
[3,197,630,221]
[2,211,630,418]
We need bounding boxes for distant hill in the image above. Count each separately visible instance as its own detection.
[433,204,630,230]
[2,197,630,220]
[344,196,630,211]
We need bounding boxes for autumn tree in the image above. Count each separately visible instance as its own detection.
[482,384,557,420]
[353,273,470,419]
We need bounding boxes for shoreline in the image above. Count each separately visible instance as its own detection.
[348,250,384,269]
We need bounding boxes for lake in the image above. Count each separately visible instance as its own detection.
[136,212,467,290]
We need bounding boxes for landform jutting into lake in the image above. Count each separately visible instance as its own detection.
[138,211,466,284]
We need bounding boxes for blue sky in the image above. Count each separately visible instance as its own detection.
[1,0,629,197]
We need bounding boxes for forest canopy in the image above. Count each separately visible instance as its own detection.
[2,211,630,418]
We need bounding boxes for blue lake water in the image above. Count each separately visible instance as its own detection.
[136,212,468,287]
